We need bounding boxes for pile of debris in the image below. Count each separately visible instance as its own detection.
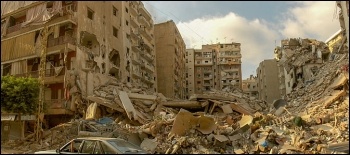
[2,39,349,154]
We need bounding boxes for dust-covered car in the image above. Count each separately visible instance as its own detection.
[34,137,147,154]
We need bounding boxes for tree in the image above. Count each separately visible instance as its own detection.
[1,75,40,114]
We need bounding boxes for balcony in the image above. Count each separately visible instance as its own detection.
[141,51,154,61]
[144,63,154,72]
[221,67,239,72]
[130,29,139,41]
[7,23,22,34]
[4,4,77,37]
[132,42,141,53]
[47,35,76,54]
[138,15,150,28]
[132,69,141,78]
[219,60,241,65]
[203,82,212,86]
[203,75,213,80]
[138,6,152,21]
[195,62,213,66]
[139,27,152,42]
[131,54,141,65]
[219,53,242,58]
[130,16,139,28]
[13,68,65,84]
[129,3,138,17]
[142,75,154,84]
[45,99,73,115]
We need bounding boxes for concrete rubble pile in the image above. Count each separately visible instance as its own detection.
[2,39,349,154]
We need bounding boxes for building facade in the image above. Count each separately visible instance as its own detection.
[336,1,349,46]
[256,59,281,104]
[154,20,186,99]
[1,1,156,129]
[186,42,242,96]
[242,75,259,99]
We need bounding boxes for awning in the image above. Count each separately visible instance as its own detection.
[1,114,16,121]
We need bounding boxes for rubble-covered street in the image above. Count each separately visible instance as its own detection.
[1,39,348,154]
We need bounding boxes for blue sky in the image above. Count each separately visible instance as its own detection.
[143,1,340,79]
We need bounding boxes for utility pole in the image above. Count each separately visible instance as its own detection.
[36,24,52,142]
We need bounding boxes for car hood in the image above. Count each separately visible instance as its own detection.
[34,150,57,154]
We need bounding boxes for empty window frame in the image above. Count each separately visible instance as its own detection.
[87,7,94,20]
[113,6,118,16]
[113,27,118,38]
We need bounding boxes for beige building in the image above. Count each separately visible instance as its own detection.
[336,1,349,46]
[186,43,242,97]
[154,20,186,99]
[185,49,196,99]
[1,1,156,131]
[242,75,258,99]
[256,59,281,104]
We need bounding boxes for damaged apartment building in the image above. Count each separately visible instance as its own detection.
[154,20,186,99]
[242,75,258,99]
[186,43,242,99]
[274,38,332,97]
[1,1,156,128]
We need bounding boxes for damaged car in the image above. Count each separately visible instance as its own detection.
[34,137,147,154]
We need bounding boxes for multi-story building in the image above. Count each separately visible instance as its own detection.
[186,42,242,96]
[216,43,242,90]
[1,1,156,130]
[154,20,186,99]
[256,59,281,104]
[336,1,349,46]
[185,49,196,99]
[242,75,259,99]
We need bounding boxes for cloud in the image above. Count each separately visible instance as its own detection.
[279,1,340,41]
[176,12,280,78]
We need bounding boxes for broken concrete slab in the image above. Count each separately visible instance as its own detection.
[230,103,253,115]
[323,90,346,108]
[119,91,137,120]
[140,138,158,153]
[127,93,157,101]
[221,104,233,114]
[162,101,202,109]
[86,96,124,112]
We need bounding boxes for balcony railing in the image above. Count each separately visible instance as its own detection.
[45,99,68,109]
[47,35,76,47]
[6,3,77,34]
[13,68,65,78]
[7,23,22,34]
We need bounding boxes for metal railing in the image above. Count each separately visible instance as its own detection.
[47,35,76,47]
[13,68,65,78]
[45,99,68,109]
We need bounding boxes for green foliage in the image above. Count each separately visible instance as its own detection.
[1,75,40,114]
[293,116,303,127]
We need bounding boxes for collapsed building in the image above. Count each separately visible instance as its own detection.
[1,1,157,138]
[2,47,348,153]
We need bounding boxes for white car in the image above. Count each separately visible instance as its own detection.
[34,137,147,154]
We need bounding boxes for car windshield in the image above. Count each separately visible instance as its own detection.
[107,139,143,153]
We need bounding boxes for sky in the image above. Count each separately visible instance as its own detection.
[143,1,341,79]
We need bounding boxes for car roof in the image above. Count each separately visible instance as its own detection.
[76,137,124,141]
